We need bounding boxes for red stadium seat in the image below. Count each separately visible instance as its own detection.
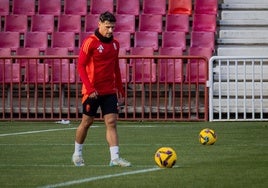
[4,15,28,33]
[113,32,131,52]
[24,32,48,51]
[38,0,61,15]
[186,47,212,83]
[139,14,163,33]
[24,63,50,83]
[31,14,55,33]
[162,31,186,50]
[58,15,81,33]
[0,32,20,51]
[90,0,114,14]
[114,14,136,34]
[116,0,140,16]
[130,47,156,83]
[194,0,218,15]
[16,47,40,67]
[118,49,130,83]
[158,47,183,83]
[0,63,21,83]
[165,14,189,33]
[44,47,69,65]
[168,0,192,15]
[190,31,215,51]
[85,14,100,32]
[12,0,35,15]
[134,31,159,51]
[143,0,166,15]
[192,13,217,32]
[51,32,75,51]
[0,48,12,64]
[64,0,88,15]
[51,63,76,83]
[0,0,10,16]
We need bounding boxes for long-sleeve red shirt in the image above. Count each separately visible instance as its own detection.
[78,34,124,98]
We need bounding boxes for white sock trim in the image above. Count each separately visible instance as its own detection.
[110,146,119,161]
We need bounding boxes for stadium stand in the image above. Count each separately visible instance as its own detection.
[24,63,50,83]
[24,31,48,51]
[90,0,114,14]
[64,0,88,15]
[16,47,40,67]
[194,0,218,15]
[113,32,131,52]
[0,63,21,83]
[44,47,69,65]
[51,32,76,51]
[0,48,11,63]
[190,31,215,51]
[31,14,55,33]
[118,49,130,83]
[38,0,61,15]
[139,14,163,33]
[168,0,192,15]
[192,13,217,32]
[116,0,140,16]
[165,14,189,33]
[12,0,35,15]
[142,0,166,15]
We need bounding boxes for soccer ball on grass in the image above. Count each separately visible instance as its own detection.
[154,147,177,168]
[199,128,217,145]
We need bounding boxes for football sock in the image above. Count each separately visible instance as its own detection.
[74,141,83,156]
[110,146,119,160]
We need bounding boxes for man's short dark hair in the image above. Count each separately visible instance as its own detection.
[99,11,116,23]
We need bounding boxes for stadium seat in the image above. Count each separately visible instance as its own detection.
[90,0,114,14]
[165,14,189,33]
[58,15,81,33]
[64,0,88,15]
[0,48,12,64]
[44,47,69,65]
[139,14,163,33]
[0,32,20,51]
[4,15,28,33]
[16,47,40,67]
[0,0,10,16]
[12,0,35,15]
[114,14,136,34]
[130,47,156,83]
[168,0,192,15]
[38,0,61,15]
[51,32,75,51]
[24,32,48,51]
[192,13,217,32]
[116,0,140,16]
[134,31,159,51]
[158,47,183,83]
[162,31,186,51]
[85,14,100,32]
[51,63,76,83]
[113,32,131,52]
[0,63,21,83]
[190,31,215,51]
[24,63,50,83]
[118,49,130,83]
[186,47,212,83]
[142,0,166,15]
[194,0,218,15]
[31,14,55,33]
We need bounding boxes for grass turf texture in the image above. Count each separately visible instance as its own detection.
[0,121,267,188]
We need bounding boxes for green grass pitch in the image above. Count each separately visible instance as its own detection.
[0,121,267,188]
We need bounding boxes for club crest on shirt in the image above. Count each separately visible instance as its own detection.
[97,45,104,53]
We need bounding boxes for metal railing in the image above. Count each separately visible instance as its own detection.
[0,55,208,121]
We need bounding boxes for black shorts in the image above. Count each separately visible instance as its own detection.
[82,94,118,117]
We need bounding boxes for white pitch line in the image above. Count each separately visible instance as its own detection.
[0,127,76,137]
[38,167,162,188]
